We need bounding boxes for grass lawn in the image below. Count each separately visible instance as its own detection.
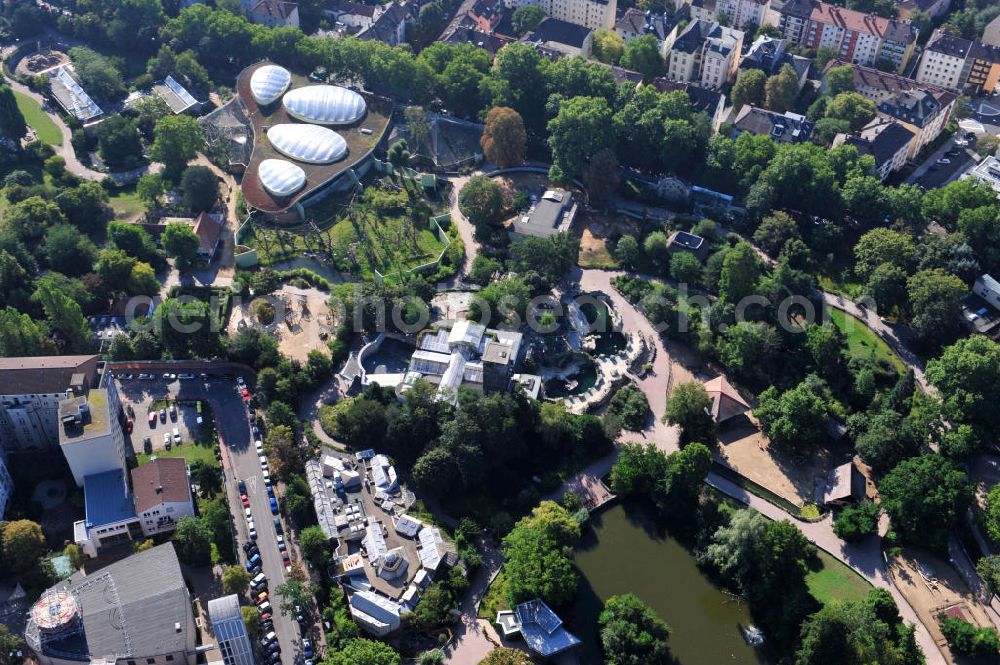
[828,308,905,373]
[136,441,220,468]
[807,550,872,605]
[108,186,145,220]
[14,90,62,146]
[477,570,510,619]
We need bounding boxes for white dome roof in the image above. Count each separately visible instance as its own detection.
[267,124,348,164]
[250,65,291,105]
[282,85,366,125]
[258,159,305,197]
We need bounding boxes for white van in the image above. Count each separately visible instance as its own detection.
[172,427,181,444]
[251,573,267,590]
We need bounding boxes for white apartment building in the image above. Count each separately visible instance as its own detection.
[716,0,768,29]
[59,387,127,488]
[663,19,744,90]
[764,0,812,44]
[0,355,101,455]
[915,29,975,90]
[506,0,616,30]
[132,458,195,537]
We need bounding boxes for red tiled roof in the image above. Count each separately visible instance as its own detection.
[703,375,751,423]
[810,1,917,43]
[192,212,222,255]
[131,458,191,514]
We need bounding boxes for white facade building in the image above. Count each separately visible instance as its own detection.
[505,0,615,30]
[59,388,127,488]
[716,0,768,29]
[132,458,195,537]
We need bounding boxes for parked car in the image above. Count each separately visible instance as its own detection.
[273,518,283,535]
[169,404,177,420]
[269,497,279,514]
[248,524,257,540]
[163,432,171,449]
[244,507,253,520]
[172,427,181,444]
[276,535,286,552]
[246,554,261,570]
[148,412,157,427]
[238,479,247,494]
[255,440,264,454]
[936,158,951,165]
[143,437,152,454]
[243,542,257,555]
[237,376,246,387]
[159,408,166,422]
[251,573,267,590]
[262,469,270,483]
[178,373,194,380]
[260,632,277,647]
[241,495,250,508]
[259,455,269,469]
[302,639,313,659]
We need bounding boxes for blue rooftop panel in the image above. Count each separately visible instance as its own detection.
[84,469,136,527]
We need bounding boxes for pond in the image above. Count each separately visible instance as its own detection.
[268,256,344,284]
[544,362,597,398]
[361,337,415,375]
[569,503,770,665]
[579,300,626,357]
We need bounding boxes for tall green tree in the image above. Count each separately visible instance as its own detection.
[664,381,716,446]
[764,63,799,113]
[879,454,972,550]
[731,69,766,112]
[620,34,665,81]
[547,96,614,180]
[0,84,27,143]
[149,115,205,182]
[162,222,200,271]
[599,593,671,665]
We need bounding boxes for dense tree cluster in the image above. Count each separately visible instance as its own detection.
[331,383,610,517]
[502,501,582,608]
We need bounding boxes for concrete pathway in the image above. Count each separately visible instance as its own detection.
[5,73,159,183]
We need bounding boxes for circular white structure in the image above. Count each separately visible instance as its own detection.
[267,124,348,164]
[282,85,366,126]
[250,65,291,105]
[30,592,80,632]
[258,159,306,197]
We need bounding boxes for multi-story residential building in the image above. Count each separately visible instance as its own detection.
[244,0,300,27]
[0,355,100,455]
[916,29,1000,94]
[765,0,813,44]
[716,0,768,30]
[505,0,615,30]
[208,595,255,665]
[826,60,957,160]
[803,2,917,72]
[132,458,195,537]
[967,43,1000,94]
[675,0,718,23]
[739,35,812,88]
[732,106,814,143]
[663,19,744,90]
[58,386,127,488]
[916,30,975,90]
[524,17,594,58]
[0,454,13,519]
[615,7,648,41]
[833,118,915,180]
[25,543,197,665]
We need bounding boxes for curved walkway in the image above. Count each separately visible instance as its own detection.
[4,69,159,183]
[441,171,947,665]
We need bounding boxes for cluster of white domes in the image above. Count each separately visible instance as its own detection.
[250,65,291,106]
[252,64,370,200]
[267,124,348,164]
[258,159,306,197]
[282,85,366,126]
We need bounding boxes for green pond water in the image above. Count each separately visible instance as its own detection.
[569,503,770,665]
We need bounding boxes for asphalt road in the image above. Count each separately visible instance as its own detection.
[115,373,302,665]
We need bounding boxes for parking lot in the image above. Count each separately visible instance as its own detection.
[111,368,305,665]
[125,390,207,455]
[913,145,976,189]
